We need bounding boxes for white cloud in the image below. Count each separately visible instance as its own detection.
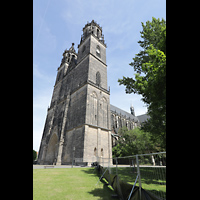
[33,5,57,54]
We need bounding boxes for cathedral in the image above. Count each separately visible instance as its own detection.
[37,20,148,165]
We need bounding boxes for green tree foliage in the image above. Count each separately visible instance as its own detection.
[33,150,37,161]
[112,127,156,158]
[118,17,166,149]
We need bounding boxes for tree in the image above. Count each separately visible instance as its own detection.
[118,17,166,149]
[33,150,37,161]
[112,127,156,158]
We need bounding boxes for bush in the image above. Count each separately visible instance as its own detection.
[33,150,37,161]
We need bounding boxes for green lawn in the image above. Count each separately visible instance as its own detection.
[33,167,166,200]
[110,167,166,199]
[33,167,115,200]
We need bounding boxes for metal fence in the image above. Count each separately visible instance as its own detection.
[95,152,166,200]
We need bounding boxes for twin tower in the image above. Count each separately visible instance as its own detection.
[37,20,112,165]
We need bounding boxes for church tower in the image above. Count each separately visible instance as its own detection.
[37,20,112,165]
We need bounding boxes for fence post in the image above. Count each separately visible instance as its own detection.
[116,157,118,176]
[115,157,124,200]
[136,155,141,200]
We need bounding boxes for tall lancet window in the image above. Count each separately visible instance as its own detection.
[90,92,98,126]
[96,71,101,87]
[94,147,97,157]
[96,45,101,58]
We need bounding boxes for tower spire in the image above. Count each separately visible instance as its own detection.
[130,104,135,116]
[78,20,106,48]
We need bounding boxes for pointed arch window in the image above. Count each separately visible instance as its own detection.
[101,148,103,157]
[90,92,98,126]
[100,97,107,128]
[94,147,97,156]
[96,45,101,58]
[96,71,101,87]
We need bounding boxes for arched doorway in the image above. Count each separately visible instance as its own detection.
[45,133,58,165]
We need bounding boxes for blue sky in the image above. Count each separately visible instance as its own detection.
[33,0,166,151]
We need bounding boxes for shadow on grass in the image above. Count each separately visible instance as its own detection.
[83,167,166,199]
[82,167,120,200]
[88,184,118,200]
[82,167,99,177]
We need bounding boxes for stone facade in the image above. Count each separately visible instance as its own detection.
[37,20,148,166]
[110,104,140,147]
[37,20,112,165]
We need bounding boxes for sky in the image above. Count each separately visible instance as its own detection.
[33,0,166,151]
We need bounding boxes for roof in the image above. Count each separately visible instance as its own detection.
[137,114,150,123]
[110,104,139,122]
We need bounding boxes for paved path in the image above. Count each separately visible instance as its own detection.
[33,165,91,169]
[33,164,165,169]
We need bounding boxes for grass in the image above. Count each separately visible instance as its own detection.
[110,167,166,199]
[33,166,166,200]
[33,167,116,200]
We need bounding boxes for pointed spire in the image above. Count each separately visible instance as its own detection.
[69,43,75,53]
[130,104,135,116]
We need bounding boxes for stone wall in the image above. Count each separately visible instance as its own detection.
[37,21,112,165]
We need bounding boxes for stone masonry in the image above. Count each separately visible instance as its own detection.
[37,20,147,165]
[37,20,112,165]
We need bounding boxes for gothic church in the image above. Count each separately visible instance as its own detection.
[37,20,146,165]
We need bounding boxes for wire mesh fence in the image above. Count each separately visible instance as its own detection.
[94,152,166,200]
[136,152,166,200]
